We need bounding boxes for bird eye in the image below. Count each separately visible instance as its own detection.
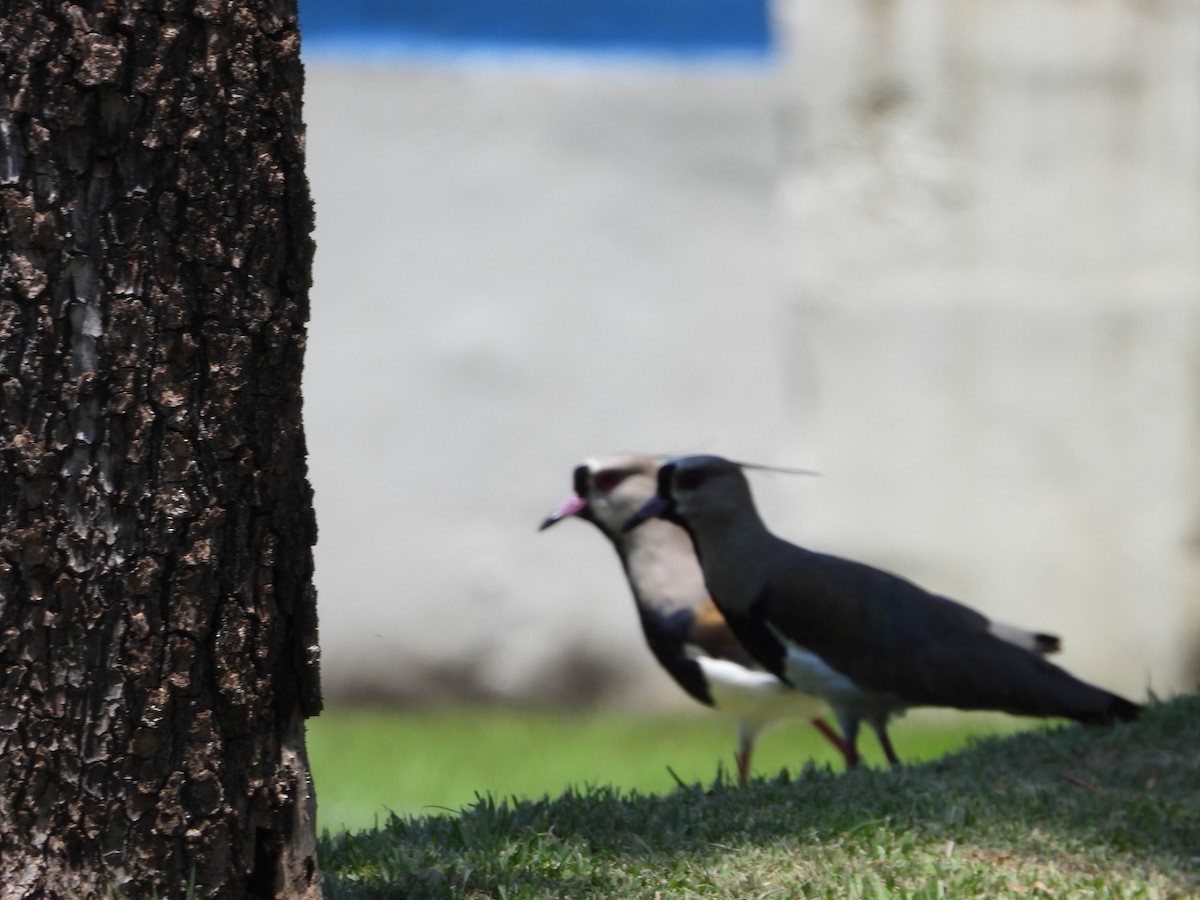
[676,470,706,491]
[593,470,625,493]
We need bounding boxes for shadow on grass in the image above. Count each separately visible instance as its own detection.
[320,692,1200,898]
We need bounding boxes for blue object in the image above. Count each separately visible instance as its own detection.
[298,0,773,62]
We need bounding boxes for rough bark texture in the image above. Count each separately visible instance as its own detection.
[0,1,322,897]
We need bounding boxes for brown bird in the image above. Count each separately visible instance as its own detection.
[541,454,849,783]
[624,454,1136,768]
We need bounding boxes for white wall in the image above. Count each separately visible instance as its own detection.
[304,1,1200,707]
[773,0,1200,696]
[304,64,789,706]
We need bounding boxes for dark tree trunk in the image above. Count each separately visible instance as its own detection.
[0,1,322,896]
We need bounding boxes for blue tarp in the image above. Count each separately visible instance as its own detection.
[299,0,772,61]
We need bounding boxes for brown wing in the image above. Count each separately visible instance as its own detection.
[686,599,766,671]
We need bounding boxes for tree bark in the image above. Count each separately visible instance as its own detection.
[0,1,322,897]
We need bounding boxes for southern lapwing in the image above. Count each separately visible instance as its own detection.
[623,454,1140,768]
[540,454,850,782]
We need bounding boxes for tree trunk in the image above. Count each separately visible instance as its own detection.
[0,1,322,896]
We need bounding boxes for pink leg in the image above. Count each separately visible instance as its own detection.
[735,746,751,786]
[811,717,856,769]
[736,726,755,786]
[833,712,862,771]
[872,721,901,767]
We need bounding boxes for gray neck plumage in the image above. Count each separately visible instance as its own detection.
[682,507,783,614]
[613,518,708,617]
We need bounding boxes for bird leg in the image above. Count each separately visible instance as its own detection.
[735,725,756,786]
[835,711,862,770]
[809,717,851,767]
[871,720,901,767]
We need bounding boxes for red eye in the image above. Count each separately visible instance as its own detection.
[676,469,706,491]
[593,470,625,493]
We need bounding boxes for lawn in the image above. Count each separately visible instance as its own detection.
[308,705,1039,832]
[314,692,1200,898]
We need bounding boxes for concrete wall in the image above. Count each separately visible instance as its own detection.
[303,1,1200,707]
[772,0,1200,698]
[304,64,789,706]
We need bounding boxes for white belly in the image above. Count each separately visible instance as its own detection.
[779,640,903,719]
[695,657,824,730]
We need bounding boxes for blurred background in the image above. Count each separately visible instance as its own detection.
[299,0,1200,824]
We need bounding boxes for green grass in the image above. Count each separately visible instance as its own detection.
[316,692,1200,898]
[308,706,1037,832]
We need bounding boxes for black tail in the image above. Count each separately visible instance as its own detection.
[1032,632,1061,655]
[1078,693,1142,725]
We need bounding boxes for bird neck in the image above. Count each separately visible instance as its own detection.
[618,519,708,615]
[683,508,777,613]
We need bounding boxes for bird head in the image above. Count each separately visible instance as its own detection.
[622,455,758,533]
[539,454,659,539]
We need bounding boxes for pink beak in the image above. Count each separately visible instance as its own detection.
[538,493,588,531]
